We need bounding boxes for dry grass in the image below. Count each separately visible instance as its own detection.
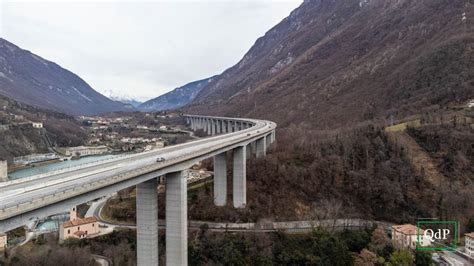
[385,120,421,132]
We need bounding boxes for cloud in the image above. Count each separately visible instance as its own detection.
[1,0,302,101]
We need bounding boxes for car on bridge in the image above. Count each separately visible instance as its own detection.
[156,157,166,162]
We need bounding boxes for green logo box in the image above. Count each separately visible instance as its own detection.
[417,220,457,251]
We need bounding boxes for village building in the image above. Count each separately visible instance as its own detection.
[391,224,432,250]
[59,216,99,241]
[31,122,43,128]
[154,139,165,148]
[465,232,474,258]
[468,100,474,108]
[0,232,7,252]
[63,145,108,157]
[13,153,59,165]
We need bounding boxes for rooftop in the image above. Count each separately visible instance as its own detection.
[63,217,97,228]
[392,224,424,235]
[466,232,474,238]
[73,230,86,237]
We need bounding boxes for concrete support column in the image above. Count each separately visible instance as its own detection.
[233,146,246,208]
[222,121,227,134]
[207,119,212,135]
[256,137,266,158]
[166,171,188,266]
[211,120,216,135]
[251,141,257,155]
[234,121,238,131]
[136,178,159,266]
[213,152,227,206]
[0,161,8,182]
[216,120,221,134]
[266,134,271,147]
[228,120,233,132]
[246,143,252,158]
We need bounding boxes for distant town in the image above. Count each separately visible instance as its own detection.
[0,111,194,176]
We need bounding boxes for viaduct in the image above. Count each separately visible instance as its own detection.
[0,115,276,265]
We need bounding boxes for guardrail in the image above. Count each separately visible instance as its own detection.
[0,115,275,220]
[3,155,128,187]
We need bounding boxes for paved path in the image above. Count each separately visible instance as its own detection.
[90,192,393,233]
[179,129,200,140]
[91,254,112,266]
[93,197,393,233]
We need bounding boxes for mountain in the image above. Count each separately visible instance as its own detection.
[0,38,132,115]
[186,0,473,129]
[139,76,216,112]
[110,97,143,108]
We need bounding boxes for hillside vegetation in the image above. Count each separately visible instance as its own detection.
[0,95,86,162]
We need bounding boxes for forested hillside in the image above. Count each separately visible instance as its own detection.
[0,95,86,162]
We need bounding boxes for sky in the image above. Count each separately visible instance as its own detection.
[0,0,302,102]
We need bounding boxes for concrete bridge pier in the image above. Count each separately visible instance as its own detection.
[266,134,271,147]
[166,171,188,266]
[233,146,246,208]
[202,119,207,133]
[216,120,221,134]
[0,161,8,182]
[207,119,212,135]
[211,120,216,135]
[136,178,159,266]
[227,121,233,133]
[256,137,266,158]
[250,141,257,155]
[222,121,227,134]
[213,152,227,206]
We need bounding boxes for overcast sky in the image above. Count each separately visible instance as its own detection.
[0,0,302,102]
